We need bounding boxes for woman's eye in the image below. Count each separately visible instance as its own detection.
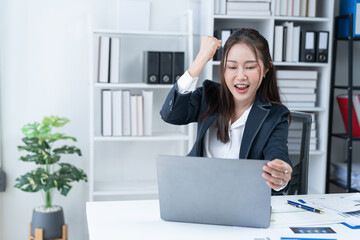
[246,66,256,70]
[227,66,237,70]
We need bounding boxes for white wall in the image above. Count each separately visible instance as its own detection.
[0,1,91,239]
[0,0,199,239]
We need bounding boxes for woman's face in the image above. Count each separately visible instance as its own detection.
[224,43,267,109]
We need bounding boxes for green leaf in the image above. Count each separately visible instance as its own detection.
[21,122,41,138]
[53,145,82,156]
[48,133,77,143]
[43,116,69,128]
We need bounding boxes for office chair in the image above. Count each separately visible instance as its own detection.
[286,111,312,195]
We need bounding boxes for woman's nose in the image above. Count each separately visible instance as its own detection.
[236,69,247,80]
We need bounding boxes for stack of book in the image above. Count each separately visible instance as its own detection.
[275,0,317,17]
[276,70,317,108]
[101,89,153,137]
[214,0,271,16]
[288,113,317,152]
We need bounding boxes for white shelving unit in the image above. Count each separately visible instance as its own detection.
[89,11,194,201]
[200,0,334,194]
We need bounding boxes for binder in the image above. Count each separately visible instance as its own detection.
[142,90,153,136]
[109,38,120,83]
[300,31,316,62]
[137,95,144,136]
[112,90,122,136]
[292,26,301,62]
[282,22,293,62]
[172,52,185,83]
[144,51,160,84]
[316,31,329,63]
[213,29,231,61]
[160,52,172,84]
[338,0,360,38]
[98,36,110,83]
[274,25,284,62]
[101,90,112,136]
[122,90,131,136]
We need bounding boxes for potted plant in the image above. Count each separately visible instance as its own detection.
[15,116,87,239]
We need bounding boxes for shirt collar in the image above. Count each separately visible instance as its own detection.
[230,105,253,130]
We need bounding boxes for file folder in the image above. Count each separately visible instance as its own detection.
[316,31,329,63]
[160,52,172,84]
[338,0,360,38]
[144,51,160,84]
[172,52,185,83]
[300,31,316,62]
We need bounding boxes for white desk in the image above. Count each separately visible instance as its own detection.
[86,194,359,240]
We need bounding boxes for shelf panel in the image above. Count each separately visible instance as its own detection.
[214,15,271,20]
[288,107,326,112]
[329,179,359,192]
[94,83,174,89]
[274,16,331,22]
[336,37,360,41]
[333,85,360,90]
[331,133,360,141]
[94,132,190,142]
[289,150,324,156]
[93,29,189,36]
[273,62,329,67]
[93,181,158,196]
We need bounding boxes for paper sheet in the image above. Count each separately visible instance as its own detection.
[311,193,360,213]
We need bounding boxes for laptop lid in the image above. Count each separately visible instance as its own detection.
[156,155,271,228]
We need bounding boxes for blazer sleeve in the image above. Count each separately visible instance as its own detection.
[263,110,291,167]
[160,82,203,125]
[262,109,292,195]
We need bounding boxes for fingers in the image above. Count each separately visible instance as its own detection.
[262,159,292,191]
[198,35,222,61]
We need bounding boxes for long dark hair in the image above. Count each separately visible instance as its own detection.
[201,28,282,143]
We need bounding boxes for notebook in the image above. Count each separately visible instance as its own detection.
[156,155,271,228]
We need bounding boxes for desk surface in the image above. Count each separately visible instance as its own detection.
[87,193,359,240]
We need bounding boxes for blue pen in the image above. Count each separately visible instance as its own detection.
[287,200,324,214]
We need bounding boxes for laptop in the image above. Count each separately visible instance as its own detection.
[156,155,271,228]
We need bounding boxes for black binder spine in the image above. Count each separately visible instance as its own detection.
[300,31,316,62]
[160,52,172,84]
[316,31,329,63]
[172,52,185,83]
[144,51,160,84]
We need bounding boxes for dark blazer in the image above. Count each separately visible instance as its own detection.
[160,80,291,167]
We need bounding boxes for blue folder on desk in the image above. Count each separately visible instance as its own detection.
[338,0,360,38]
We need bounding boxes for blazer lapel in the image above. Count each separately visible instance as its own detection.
[198,113,216,140]
[239,94,271,159]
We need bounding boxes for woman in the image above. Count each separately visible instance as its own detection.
[160,28,292,192]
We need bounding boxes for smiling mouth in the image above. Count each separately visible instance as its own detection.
[235,84,249,90]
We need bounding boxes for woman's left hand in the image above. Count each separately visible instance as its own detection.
[262,159,292,191]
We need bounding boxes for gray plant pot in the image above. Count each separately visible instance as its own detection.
[31,206,65,240]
